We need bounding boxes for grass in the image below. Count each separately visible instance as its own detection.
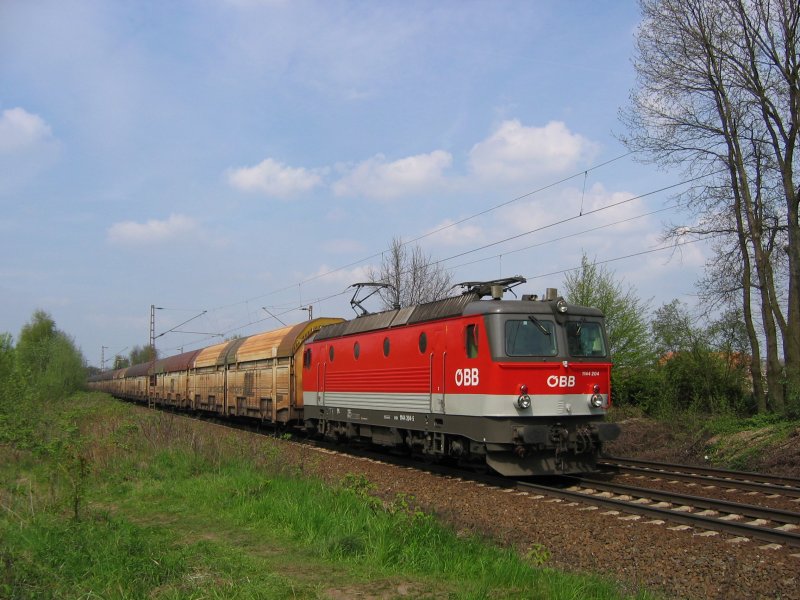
[607,403,800,472]
[0,392,654,599]
[698,412,800,471]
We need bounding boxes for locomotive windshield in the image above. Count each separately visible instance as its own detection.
[504,319,557,356]
[566,321,607,357]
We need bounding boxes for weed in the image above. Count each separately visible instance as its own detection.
[339,472,374,495]
[525,543,551,566]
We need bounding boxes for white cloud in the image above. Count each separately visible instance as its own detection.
[107,214,200,245]
[0,107,60,193]
[499,182,652,237]
[227,158,324,198]
[332,150,452,200]
[225,120,596,203]
[0,108,55,153]
[469,120,596,182]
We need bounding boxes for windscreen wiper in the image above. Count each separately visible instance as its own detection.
[528,315,550,336]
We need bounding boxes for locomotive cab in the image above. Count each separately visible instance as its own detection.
[465,292,620,476]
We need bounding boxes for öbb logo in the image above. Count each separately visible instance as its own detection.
[547,375,575,388]
[454,368,480,387]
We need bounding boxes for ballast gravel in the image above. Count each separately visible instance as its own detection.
[278,442,800,600]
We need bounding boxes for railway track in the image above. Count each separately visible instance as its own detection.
[517,477,800,548]
[596,456,800,498]
[333,445,800,550]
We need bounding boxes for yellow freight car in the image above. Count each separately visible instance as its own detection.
[93,317,341,426]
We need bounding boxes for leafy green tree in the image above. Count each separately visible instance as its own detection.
[621,0,800,414]
[651,299,695,357]
[43,333,86,398]
[0,332,16,406]
[706,307,751,363]
[0,333,14,380]
[113,355,130,369]
[15,310,86,400]
[16,310,58,379]
[562,254,653,369]
[129,345,158,365]
[651,299,751,414]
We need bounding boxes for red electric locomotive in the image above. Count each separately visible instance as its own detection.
[302,277,620,476]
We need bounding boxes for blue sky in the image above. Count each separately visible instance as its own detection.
[0,1,706,368]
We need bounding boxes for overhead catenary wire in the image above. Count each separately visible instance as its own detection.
[199,152,636,314]
[162,231,712,356]
[449,202,679,271]
[156,155,717,354]
[160,288,350,354]
[430,173,708,268]
[401,151,634,248]
[524,234,721,281]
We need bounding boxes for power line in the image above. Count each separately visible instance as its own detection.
[524,235,719,281]
[449,203,679,271]
[432,174,704,267]
[160,289,350,354]
[199,152,636,315]
[403,151,634,248]
[161,233,715,356]
[158,157,714,351]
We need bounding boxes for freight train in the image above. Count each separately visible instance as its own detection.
[89,277,620,476]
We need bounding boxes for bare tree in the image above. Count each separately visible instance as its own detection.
[620,0,799,414]
[367,237,453,310]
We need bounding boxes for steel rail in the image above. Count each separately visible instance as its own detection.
[596,460,800,499]
[516,480,800,548]
[562,476,800,525]
[601,456,800,488]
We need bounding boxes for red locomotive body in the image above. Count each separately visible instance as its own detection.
[302,279,619,476]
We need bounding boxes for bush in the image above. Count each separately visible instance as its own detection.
[611,367,665,414]
[611,350,752,418]
[7,310,86,403]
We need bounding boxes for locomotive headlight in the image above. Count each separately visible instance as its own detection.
[556,299,568,313]
[517,385,531,409]
[589,393,604,408]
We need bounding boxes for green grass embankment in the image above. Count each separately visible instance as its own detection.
[1,393,654,599]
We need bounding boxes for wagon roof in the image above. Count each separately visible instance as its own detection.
[152,349,203,374]
[125,362,151,377]
[90,368,120,382]
[232,318,343,363]
[189,317,344,367]
[193,339,236,368]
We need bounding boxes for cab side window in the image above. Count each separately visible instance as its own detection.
[465,324,479,359]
